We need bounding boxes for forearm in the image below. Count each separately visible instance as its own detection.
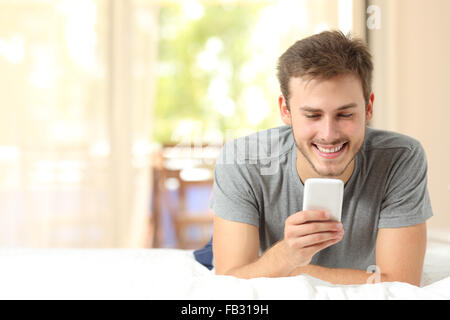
[290,264,378,285]
[223,240,295,279]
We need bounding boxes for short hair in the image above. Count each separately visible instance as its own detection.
[277,30,373,109]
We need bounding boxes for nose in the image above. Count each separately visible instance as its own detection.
[318,116,340,144]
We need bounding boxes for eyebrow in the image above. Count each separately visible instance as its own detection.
[299,103,358,112]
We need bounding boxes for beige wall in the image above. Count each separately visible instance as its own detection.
[369,0,450,229]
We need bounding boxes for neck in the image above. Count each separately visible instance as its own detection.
[296,152,355,186]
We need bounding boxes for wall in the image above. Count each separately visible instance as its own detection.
[368,0,450,229]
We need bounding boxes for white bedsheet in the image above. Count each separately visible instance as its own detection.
[0,233,449,299]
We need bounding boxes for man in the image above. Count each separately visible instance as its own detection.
[199,31,433,286]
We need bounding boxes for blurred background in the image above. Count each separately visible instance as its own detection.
[0,0,448,249]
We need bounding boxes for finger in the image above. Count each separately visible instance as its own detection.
[288,221,343,238]
[294,231,343,248]
[302,237,343,257]
[287,210,331,225]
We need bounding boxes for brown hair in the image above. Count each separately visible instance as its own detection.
[277,30,373,109]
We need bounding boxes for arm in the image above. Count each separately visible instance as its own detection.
[212,215,292,278]
[289,265,375,285]
[289,222,427,286]
[213,211,343,279]
[375,222,427,286]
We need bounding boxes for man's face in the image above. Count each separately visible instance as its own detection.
[279,73,373,178]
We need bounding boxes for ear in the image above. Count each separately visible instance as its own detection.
[279,94,292,126]
[365,93,374,123]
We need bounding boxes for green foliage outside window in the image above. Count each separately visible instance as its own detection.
[154,3,282,144]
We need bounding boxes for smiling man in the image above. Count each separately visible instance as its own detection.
[203,31,433,286]
[287,75,367,183]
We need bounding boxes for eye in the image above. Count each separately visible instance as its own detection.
[305,114,320,119]
[339,113,353,118]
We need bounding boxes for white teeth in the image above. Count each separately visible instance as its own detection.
[316,143,345,153]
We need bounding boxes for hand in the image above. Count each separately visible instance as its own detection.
[283,210,344,269]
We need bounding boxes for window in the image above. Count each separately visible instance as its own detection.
[154,0,361,145]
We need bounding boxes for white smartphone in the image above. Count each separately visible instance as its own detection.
[302,178,344,222]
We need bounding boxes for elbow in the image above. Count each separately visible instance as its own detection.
[215,265,254,279]
[214,267,232,276]
[215,265,238,277]
[379,273,421,287]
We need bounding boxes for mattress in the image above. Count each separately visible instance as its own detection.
[0,230,449,299]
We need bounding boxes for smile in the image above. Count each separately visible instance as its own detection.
[312,142,348,159]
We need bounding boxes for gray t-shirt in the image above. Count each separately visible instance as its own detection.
[209,125,433,271]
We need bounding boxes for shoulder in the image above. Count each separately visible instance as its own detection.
[362,127,423,153]
[359,127,428,177]
[216,125,294,165]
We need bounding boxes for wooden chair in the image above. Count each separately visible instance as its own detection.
[151,143,220,249]
[169,167,214,249]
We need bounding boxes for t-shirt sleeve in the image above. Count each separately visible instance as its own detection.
[378,142,433,228]
[208,144,260,227]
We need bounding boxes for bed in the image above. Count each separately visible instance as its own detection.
[1,230,449,300]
